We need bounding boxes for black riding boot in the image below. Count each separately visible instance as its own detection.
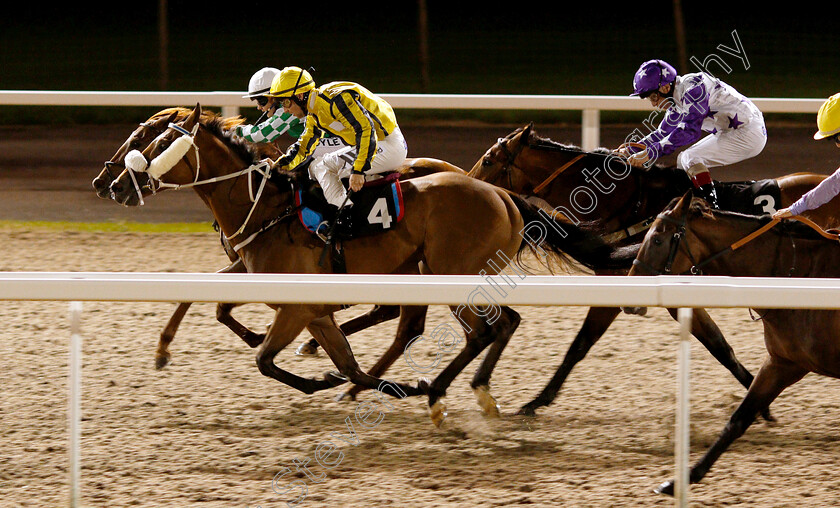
[694,183,719,209]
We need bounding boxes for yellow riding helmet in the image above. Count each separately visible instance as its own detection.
[268,66,315,98]
[814,93,840,140]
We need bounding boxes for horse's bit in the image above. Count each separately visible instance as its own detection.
[122,122,284,250]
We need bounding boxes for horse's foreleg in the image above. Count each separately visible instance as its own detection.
[295,304,403,356]
[470,307,521,417]
[655,356,807,496]
[518,306,621,416]
[306,314,424,398]
[155,302,192,370]
[337,305,428,402]
[256,307,341,394]
[216,302,265,348]
[668,307,773,422]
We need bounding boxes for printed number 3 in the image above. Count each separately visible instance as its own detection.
[754,194,776,214]
[367,198,392,228]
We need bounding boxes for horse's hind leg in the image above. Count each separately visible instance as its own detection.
[470,306,521,417]
[155,302,192,370]
[424,306,517,426]
[518,306,621,416]
[668,307,773,422]
[654,356,807,496]
[337,305,428,402]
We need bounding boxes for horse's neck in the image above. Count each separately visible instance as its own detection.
[692,215,787,277]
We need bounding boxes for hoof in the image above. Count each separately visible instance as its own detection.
[325,371,349,387]
[244,332,265,348]
[417,378,431,394]
[155,355,170,370]
[515,403,538,417]
[334,390,357,402]
[622,306,648,316]
[473,385,501,417]
[295,341,319,356]
[429,400,447,427]
[760,407,777,424]
[653,479,675,496]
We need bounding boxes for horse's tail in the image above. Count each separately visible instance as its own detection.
[507,193,638,272]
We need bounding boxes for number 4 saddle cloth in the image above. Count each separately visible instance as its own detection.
[295,172,405,239]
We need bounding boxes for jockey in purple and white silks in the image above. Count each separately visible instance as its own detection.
[617,59,767,208]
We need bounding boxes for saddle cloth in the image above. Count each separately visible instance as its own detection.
[717,178,782,215]
[295,172,405,237]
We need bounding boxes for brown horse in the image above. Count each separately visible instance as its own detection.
[629,192,840,494]
[107,104,633,424]
[469,123,837,417]
[93,107,464,372]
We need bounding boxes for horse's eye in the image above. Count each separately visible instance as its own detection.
[482,158,493,167]
[653,237,663,246]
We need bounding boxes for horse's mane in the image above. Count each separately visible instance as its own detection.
[194,112,265,167]
[524,128,692,193]
[150,107,247,131]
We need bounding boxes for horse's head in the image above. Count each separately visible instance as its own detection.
[629,190,718,277]
[110,104,209,206]
[92,108,189,199]
[468,123,535,193]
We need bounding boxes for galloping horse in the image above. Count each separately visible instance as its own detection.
[629,192,840,494]
[469,123,838,417]
[93,107,464,372]
[107,104,633,424]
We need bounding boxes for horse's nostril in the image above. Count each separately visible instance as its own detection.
[110,181,123,194]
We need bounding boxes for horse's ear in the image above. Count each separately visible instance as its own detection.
[522,122,533,142]
[183,103,201,130]
[675,189,694,215]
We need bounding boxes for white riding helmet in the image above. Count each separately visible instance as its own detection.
[243,67,281,99]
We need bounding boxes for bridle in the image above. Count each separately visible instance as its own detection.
[632,210,791,276]
[122,121,295,252]
[103,120,172,182]
[490,136,586,196]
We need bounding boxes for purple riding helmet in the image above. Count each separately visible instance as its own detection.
[631,59,678,97]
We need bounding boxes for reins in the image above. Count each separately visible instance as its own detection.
[636,209,840,276]
[124,121,291,251]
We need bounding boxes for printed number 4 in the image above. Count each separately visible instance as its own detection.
[367,198,392,228]
[754,194,776,214]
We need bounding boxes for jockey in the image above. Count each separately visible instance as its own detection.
[266,66,408,230]
[774,93,840,219]
[617,59,767,208]
[236,67,304,144]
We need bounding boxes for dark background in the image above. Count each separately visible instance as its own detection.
[0,2,838,223]
[1,2,837,124]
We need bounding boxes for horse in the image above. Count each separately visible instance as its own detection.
[93,107,464,373]
[106,103,634,425]
[628,191,840,494]
[468,122,838,418]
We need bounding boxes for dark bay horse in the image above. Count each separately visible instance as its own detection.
[93,107,464,372]
[629,192,840,494]
[107,104,633,425]
[469,123,838,417]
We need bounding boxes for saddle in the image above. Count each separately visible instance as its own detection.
[295,172,405,240]
[716,179,782,215]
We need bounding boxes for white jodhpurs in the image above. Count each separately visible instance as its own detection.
[676,119,767,171]
[308,127,408,208]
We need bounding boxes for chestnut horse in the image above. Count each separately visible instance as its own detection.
[93,107,464,372]
[469,123,837,417]
[107,104,633,424]
[629,192,840,494]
